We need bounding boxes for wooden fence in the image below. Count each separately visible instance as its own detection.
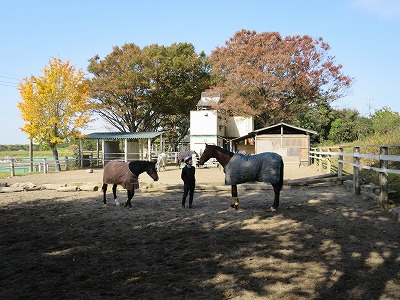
[0,151,182,176]
[310,145,400,209]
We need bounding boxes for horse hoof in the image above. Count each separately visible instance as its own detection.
[270,207,277,212]
[230,204,235,208]
[234,205,239,210]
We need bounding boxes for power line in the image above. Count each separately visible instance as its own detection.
[0,80,18,88]
[0,70,24,79]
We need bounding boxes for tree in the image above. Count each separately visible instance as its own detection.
[209,30,353,127]
[18,58,91,171]
[88,43,211,150]
[371,107,400,136]
[292,97,335,144]
[327,109,360,143]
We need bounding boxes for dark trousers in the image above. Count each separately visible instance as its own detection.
[182,183,195,207]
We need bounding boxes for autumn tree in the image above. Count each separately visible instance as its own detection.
[88,43,211,150]
[18,58,91,171]
[209,30,353,127]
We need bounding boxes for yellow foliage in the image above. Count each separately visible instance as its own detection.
[18,57,92,147]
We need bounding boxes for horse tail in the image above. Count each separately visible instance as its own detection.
[278,159,284,190]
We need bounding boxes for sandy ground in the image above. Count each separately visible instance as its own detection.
[1,165,399,299]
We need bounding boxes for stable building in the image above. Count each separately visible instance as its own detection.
[84,131,164,166]
[231,123,316,167]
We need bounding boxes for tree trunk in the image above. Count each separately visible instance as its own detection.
[52,145,61,172]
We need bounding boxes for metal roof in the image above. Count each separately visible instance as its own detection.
[197,92,221,107]
[230,123,316,142]
[252,122,317,135]
[84,132,163,140]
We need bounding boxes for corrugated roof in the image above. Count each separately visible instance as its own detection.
[252,122,317,135]
[85,132,163,140]
[230,123,316,142]
[197,92,221,107]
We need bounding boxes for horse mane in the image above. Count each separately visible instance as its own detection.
[206,144,234,157]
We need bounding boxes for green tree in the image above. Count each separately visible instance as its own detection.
[292,97,335,144]
[18,58,91,171]
[88,43,211,150]
[209,30,353,127]
[327,109,360,143]
[371,107,400,136]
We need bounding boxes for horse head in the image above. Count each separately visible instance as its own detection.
[199,144,212,165]
[146,162,159,181]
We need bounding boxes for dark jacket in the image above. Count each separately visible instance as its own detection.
[181,165,196,185]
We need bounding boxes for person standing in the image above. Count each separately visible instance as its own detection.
[181,156,196,208]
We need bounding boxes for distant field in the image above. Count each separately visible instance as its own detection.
[0,149,76,178]
[0,149,74,159]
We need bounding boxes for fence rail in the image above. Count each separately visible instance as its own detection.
[310,145,400,209]
[0,151,183,176]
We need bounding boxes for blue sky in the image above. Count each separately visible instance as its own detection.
[1,0,399,144]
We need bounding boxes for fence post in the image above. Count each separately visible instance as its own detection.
[43,158,48,173]
[379,146,389,209]
[317,147,321,172]
[327,148,331,174]
[312,148,317,169]
[10,160,15,177]
[353,147,360,195]
[338,147,343,178]
[65,156,69,171]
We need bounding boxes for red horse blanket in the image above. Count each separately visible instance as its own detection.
[103,161,139,190]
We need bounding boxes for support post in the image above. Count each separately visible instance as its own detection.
[147,138,151,161]
[124,139,128,162]
[338,147,343,178]
[317,147,321,172]
[10,160,15,177]
[379,146,389,209]
[327,147,331,174]
[353,146,360,195]
[29,139,33,172]
[43,158,48,173]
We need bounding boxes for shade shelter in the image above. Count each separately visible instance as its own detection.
[84,132,164,166]
[231,123,317,167]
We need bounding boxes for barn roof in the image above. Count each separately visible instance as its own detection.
[252,122,317,135]
[230,122,316,142]
[84,132,163,140]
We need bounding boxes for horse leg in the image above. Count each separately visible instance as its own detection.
[270,160,284,211]
[271,184,281,211]
[125,189,134,208]
[102,184,108,204]
[231,185,239,210]
[112,184,118,205]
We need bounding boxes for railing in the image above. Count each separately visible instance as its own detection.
[0,151,183,176]
[0,157,81,175]
[310,145,400,209]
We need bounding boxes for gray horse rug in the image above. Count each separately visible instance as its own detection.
[224,152,282,185]
[103,161,139,190]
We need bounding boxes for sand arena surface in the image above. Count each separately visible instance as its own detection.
[1,165,399,299]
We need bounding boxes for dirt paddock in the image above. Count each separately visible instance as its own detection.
[0,166,399,299]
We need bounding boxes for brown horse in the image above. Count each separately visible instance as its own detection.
[199,144,284,211]
[102,160,159,208]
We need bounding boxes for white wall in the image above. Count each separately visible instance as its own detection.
[190,110,219,135]
[190,136,219,155]
[226,116,254,137]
